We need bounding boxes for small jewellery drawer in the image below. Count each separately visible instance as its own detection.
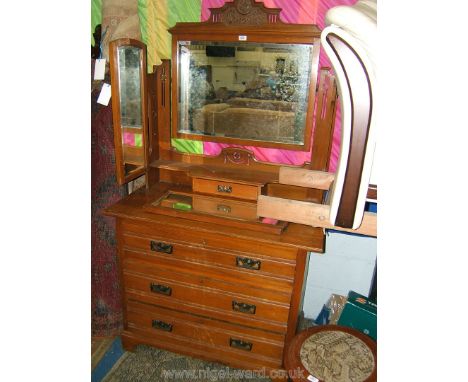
[126,301,285,361]
[121,232,296,279]
[123,270,291,324]
[192,178,261,201]
[191,194,258,221]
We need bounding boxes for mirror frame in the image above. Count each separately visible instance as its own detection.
[109,38,149,185]
[169,20,321,152]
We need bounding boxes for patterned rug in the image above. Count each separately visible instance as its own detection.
[102,345,272,382]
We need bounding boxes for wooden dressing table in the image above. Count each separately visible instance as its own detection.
[104,0,338,377]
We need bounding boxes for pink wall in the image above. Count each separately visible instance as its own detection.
[200,0,357,170]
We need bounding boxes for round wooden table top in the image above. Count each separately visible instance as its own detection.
[284,325,377,382]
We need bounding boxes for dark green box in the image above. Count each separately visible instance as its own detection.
[337,291,377,340]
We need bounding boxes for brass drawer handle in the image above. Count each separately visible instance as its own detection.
[150,283,172,296]
[217,204,231,213]
[150,241,173,254]
[232,300,256,315]
[152,320,173,332]
[217,185,232,193]
[236,256,261,270]
[230,338,252,351]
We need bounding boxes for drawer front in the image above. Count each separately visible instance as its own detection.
[123,252,293,302]
[122,329,282,370]
[193,178,261,201]
[120,219,298,260]
[125,291,287,334]
[126,301,284,361]
[121,232,296,280]
[192,195,258,221]
[123,271,291,324]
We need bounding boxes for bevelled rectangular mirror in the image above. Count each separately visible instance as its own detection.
[169,21,321,151]
[118,46,143,128]
[176,41,314,146]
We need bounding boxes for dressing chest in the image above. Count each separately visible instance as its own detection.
[106,182,326,372]
[104,0,337,377]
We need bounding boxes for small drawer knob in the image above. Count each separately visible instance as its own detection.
[217,185,232,193]
[217,204,231,213]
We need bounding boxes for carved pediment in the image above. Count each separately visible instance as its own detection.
[208,0,282,25]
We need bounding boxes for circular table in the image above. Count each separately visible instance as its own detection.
[284,325,377,382]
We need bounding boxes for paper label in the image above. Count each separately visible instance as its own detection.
[307,375,319,382]
[94,58,106,80]
[238,35,247,41]
[97,83,111,106]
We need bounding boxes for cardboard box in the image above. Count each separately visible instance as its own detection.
[314,293,347,325]
[337,291,377,340]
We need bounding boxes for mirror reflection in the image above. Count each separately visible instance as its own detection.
[177,41,313,145]
[118,46,143,128]
[117,46,144,173]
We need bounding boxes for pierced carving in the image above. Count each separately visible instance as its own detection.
[208,0,282,26]
[224,7,266,25]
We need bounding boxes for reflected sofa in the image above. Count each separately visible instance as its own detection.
[192,97,297,141]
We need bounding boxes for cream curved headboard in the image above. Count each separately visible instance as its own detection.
[321,0,377,230]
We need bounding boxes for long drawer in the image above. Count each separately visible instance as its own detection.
[125,290,287,334]
[120,219,298,260]
[122,249,293,299]
[126,300,284,361]
[122,329,283,370]
[123,270,290,324]
[121,231,296,280]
